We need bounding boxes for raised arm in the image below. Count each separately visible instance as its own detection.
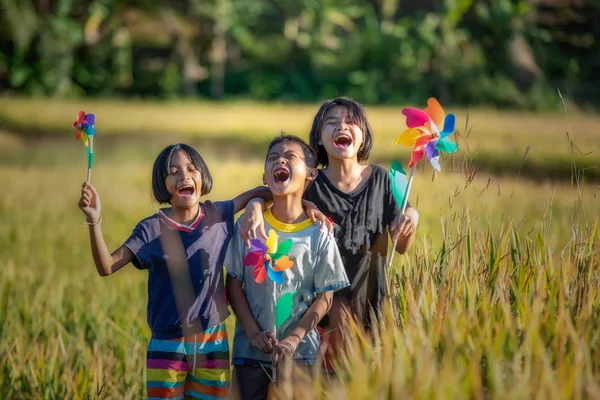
[79,182,134,276]
[231,186,272,214]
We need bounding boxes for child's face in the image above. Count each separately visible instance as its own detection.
[264,142,315,196]
[165,149,203,208]
[320,106,364,162]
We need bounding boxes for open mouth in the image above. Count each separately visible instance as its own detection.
[334,134,352,149]
[273,168,290,184]
[177,184,195,198]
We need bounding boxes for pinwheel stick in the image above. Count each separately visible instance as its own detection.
[272,282,278,382]
[388,165,416,267]
[86,136,94,183]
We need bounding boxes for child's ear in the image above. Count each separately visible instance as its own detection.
[306,167,318,181]
[262,173,266,185]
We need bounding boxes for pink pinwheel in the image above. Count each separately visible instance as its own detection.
[395,98,457,171]
[243,230,294,284]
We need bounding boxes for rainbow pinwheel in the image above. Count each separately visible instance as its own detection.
[396,98,457,171]
[243,230,294,284]
[388,98,458,267]
[73,111,95,146]
[73,111,96,182]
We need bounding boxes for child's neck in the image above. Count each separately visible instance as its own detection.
[325,157,370,193]
[166,204,199,226]
[270,195,306,224]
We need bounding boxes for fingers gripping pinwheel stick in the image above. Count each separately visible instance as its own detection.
[73,111,96,182]
[388,98,459,267]
[243,229,294,381]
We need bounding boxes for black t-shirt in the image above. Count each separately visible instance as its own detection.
[304,164,407,324]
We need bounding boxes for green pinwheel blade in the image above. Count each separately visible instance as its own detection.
[275,291,295,329]
[271,239,292,260]
[435,137,458,153]
[389,160,408,209]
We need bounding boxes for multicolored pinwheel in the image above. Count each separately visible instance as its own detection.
[73,111,97,182]
[387,98,459,267]
[243,230,294,284]
[396,98,457,171]
[73,111,95,145]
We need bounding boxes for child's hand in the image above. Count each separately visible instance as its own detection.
[271,335,300,368]
[249,330,277,354]
[391,209,418,241]
[239,200,268,248]
[78,182,102,223]
[303,200,334,235]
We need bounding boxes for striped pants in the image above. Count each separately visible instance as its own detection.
[146,323,230,399]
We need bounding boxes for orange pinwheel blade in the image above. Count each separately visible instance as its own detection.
[272,256,294,272]
[424,98,445,129]
[395,128,424,146]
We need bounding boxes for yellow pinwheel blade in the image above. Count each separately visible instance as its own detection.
[81,132,89,147]
[266,229,278,254]
[396,128,424,146]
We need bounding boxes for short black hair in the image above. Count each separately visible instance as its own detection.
[151,144,213,204]
[308,97,373,167]
[266,133,317,169]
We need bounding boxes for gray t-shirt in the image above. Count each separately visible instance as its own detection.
[225,209,349,365]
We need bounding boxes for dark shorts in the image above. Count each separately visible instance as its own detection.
[231,364,273,400]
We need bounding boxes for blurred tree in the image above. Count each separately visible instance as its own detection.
[0,0,597,107]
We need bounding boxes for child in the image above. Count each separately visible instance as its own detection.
[225,134,349,399]
[78,143,274,400]
[241,97,419,369]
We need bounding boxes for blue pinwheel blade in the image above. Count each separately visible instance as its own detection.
[441,114,455,138]
[83,125,96,136]
[268,267,285,284]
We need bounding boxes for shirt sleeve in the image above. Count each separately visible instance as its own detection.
[313,232,350,293]
[123,221,151,270]
[207,200,235,233]
[224,218,245,281]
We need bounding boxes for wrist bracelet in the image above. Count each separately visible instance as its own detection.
[82,215,102,226]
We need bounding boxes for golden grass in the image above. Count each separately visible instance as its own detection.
[1,100,599,399]
[1,142,598,398]
[1,97,599,168]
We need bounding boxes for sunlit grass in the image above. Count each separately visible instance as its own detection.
[1,97,599,181]
[1,139,598,398]
[1,98,599,400]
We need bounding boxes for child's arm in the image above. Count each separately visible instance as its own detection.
[271,291,333,366]
[391,206,419,254]
[238,198,334,248]
[231,186,272,214]
[226,275,277,354]
[79,182,134,276]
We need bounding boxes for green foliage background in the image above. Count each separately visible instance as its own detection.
[1,0,599,108]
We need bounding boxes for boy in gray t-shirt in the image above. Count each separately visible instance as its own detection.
[225,134,349,399]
